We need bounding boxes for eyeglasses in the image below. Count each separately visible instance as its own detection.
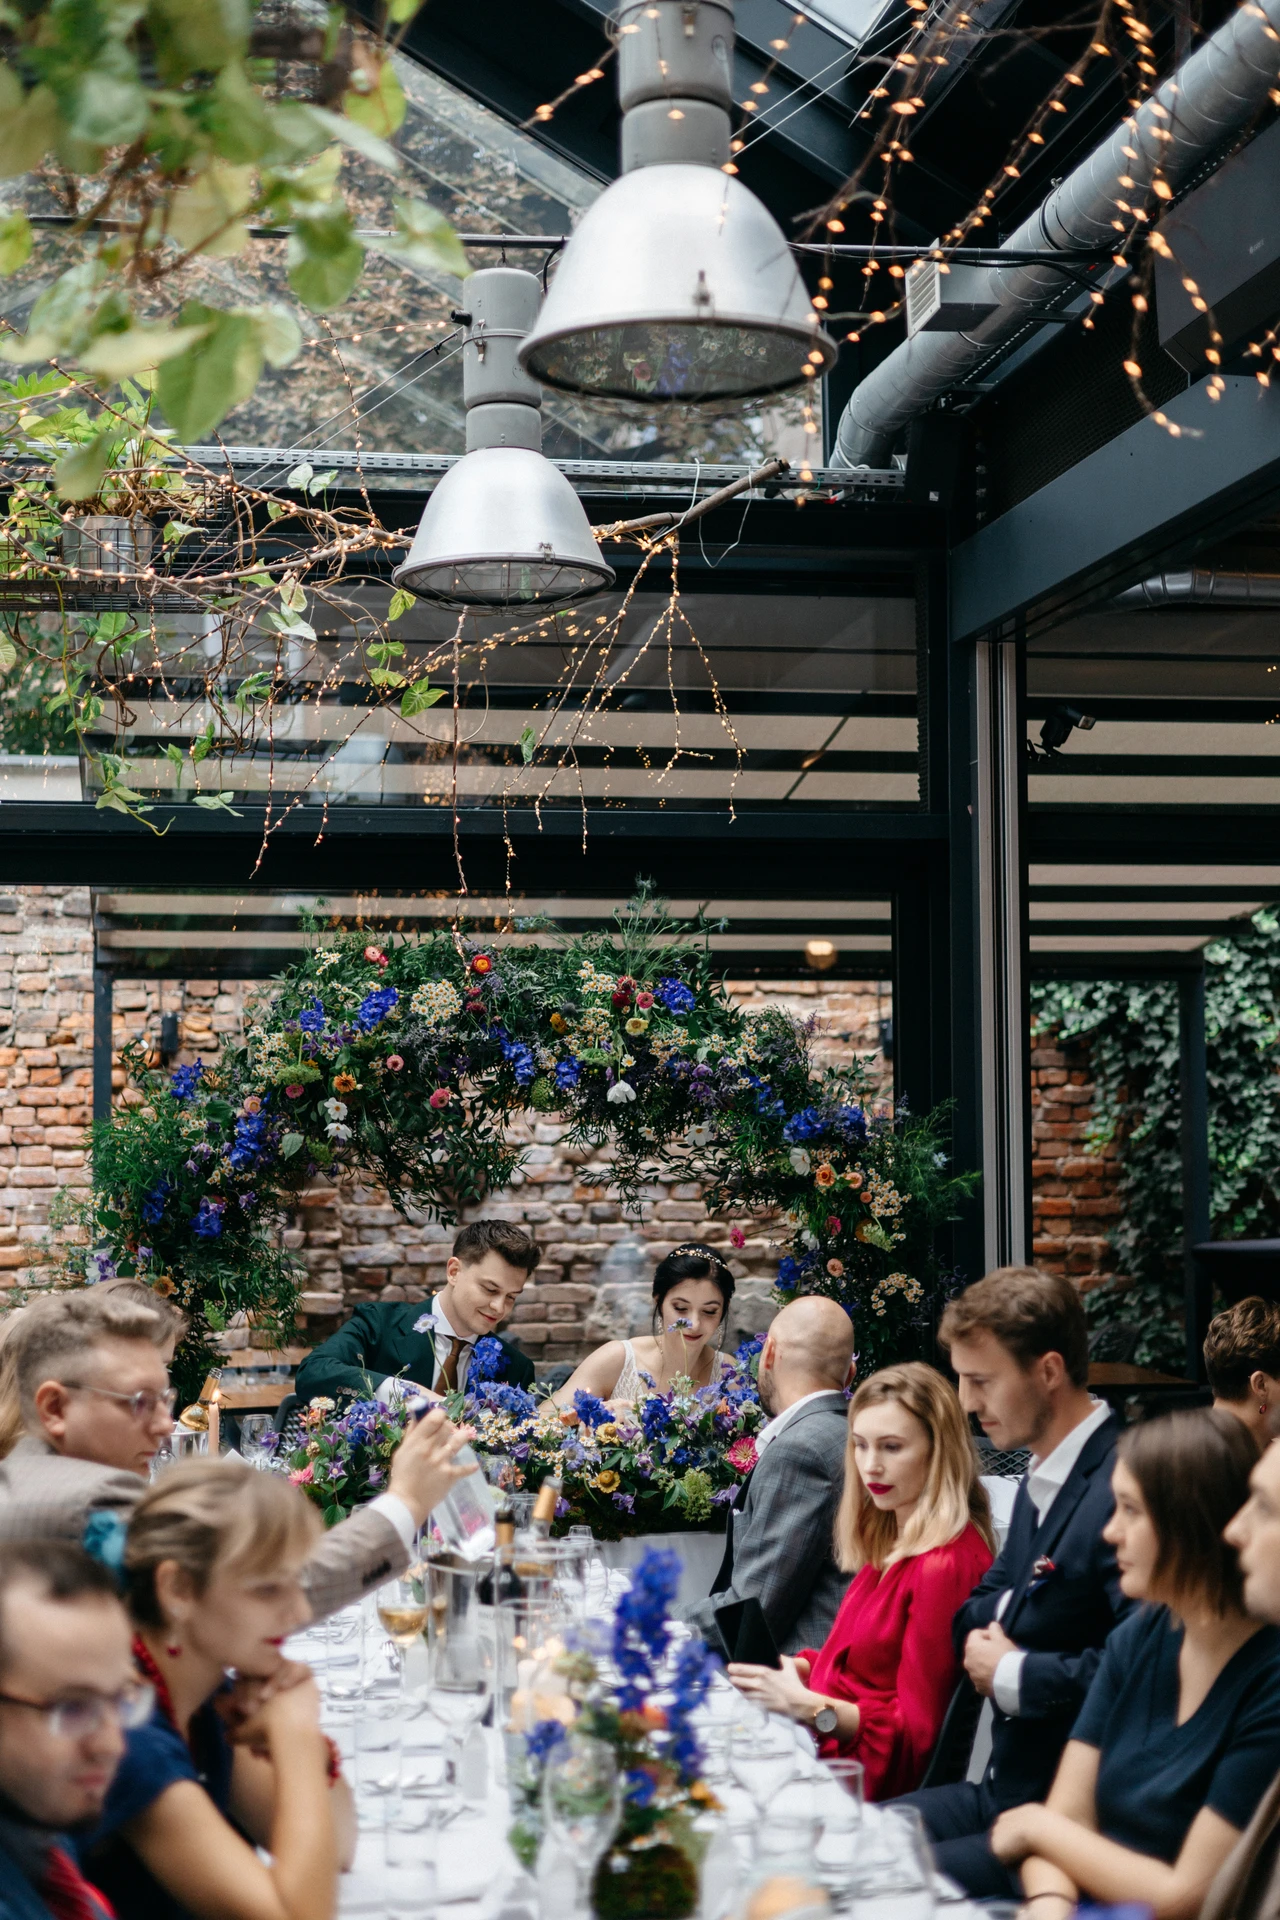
[62,1383,177,1423]
[0,1681,154,1738]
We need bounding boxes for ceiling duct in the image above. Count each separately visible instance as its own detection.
[1112,569,1280,608]
[830,0,1280,470]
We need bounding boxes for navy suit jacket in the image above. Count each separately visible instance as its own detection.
[954,1411,1131,1809]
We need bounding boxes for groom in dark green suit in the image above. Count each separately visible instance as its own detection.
[296,1218,540,1405]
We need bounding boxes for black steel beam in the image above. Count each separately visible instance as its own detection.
[0,803,949,891]
[950,378,1280,643]
[1179,968,1212,1381]
[1029,809,1280,863]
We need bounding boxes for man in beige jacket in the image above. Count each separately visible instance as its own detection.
[1205,1437,1280,1920]
[0,1290,469,1618]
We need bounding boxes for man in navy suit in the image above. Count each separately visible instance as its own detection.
[898,1266,1130,1898]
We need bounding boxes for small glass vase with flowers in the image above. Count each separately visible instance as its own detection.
[506,1548,722,1920]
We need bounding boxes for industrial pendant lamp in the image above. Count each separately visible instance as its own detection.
[392,267,615,609]
[518,0,836,406]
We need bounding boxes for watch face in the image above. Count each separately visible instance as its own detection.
[815,1706,838,1734]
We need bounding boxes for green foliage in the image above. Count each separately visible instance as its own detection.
[1032,909,1280,1370]
[0,643,78,753]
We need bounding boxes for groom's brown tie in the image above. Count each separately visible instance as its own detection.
[436,1336,464,1392]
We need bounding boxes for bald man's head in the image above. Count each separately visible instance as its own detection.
[758,1295,855,1414]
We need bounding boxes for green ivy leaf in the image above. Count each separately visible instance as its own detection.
[519,724,537,764]
[54,432,114,503]
[309,104,401,173]
[370,197,470,281]
[369,667,407,688]
[388,0,426,18]
[401,680,445,717]
[67,73,149,148]
[146,0,250,81]
[0,632,17,671]
[78,321,212,383]
[156,304,263,441]
[0,76,57,180]
[340,59,406,140]
[233,671,271,709]
[280,1131,305,1159]
[193,792,243,814]
[388,587,415,622]
[287,209,364,313]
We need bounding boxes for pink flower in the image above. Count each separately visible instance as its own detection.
[635,990,655,1010]
[827,1215,841,1236]
[429,1088,451,1109]
[729,1226,746,1250]
[364,944,388,967]
[386,1055,405,1072]
[727,1437,758,1474]
[242,1095,262,1115]
[284,1083,304,1099]
[289,1465,314,1485]
[827,1258,844,1278]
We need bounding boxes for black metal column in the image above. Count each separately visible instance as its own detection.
[92,967,113,1126]
[1179,966,1212,1380]
[971,634,1031,1270]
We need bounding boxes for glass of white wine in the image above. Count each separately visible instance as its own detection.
[378,1572,430,1699]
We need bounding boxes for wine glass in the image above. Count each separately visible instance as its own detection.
[729,1715,799,1822]
[542,1733,621,1919]
[378,1574,430,1700]
[238,1413,274,1466]
[849,1805,935,1920]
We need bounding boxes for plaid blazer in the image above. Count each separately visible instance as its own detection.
[0,1433,409,1620]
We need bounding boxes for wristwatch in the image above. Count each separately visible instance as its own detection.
[812,1702,839,1736]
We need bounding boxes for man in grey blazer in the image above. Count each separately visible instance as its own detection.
[683,1294,855,1657]
[0,1290,469,1620]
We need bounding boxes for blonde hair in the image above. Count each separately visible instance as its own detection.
[124,1460,321,1629]
[0,1285,185,1452]
[0,1311,26,1462]
[835,1362,994,1572]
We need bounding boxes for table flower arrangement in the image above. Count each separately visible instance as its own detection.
[507,1547,721,1920]
[281,1335,763,1536]
[83,887,977,1401]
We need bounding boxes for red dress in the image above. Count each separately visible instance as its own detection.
[794,1520,993,1801]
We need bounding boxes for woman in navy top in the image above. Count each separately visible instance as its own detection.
[992,1408,1280,1920]
[80,1460,356,1920]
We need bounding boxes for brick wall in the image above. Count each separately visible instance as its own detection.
[0,888,900,1365]
[1030,1027,1122,1291]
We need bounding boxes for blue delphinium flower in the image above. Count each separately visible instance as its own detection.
[525,1719,568,1764]
[573,1389,611,1430]
[776,1254,808,1294]
[141,1179,171,1225]
[655,977,696,1016]
[228,1109,268,1170]
[639,1393,671,1441]
[170,1060,203,1100]
[612,1547,680,1712]
[667,1636,718,1781]
[554,1058,581,1091]
[833,1102,867,1142]
[783,1105,826,1144]
[499,1037,537,1085]
[298,999,326,1033]
[470,1334,506,1382]
[356,986,399,1031]
[474,1381,537,1421]
[192,1197,225,1239]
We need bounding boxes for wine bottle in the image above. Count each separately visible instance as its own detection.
[530,1476,561,1538]
[478,1519,525,1604]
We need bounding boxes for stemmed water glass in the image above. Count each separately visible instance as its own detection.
[729,1715,799,1830]
[378,1573,431,1699]
[238,1413,274,1467]
[542,1733,622,1920]
[422,1557,495,1813]
[849,1804,935,1920]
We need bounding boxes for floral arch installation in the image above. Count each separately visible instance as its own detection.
[87,890,974,1402]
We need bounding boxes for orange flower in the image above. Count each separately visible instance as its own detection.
[152,1274,177,1296]
[470,953,494,975]
[333,1072,357,1094]
[815,1163,836,1188]
[844,1170,864,1191]
[550,1012,567,1033]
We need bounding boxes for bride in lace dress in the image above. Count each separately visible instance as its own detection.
[553,1244,738,1410]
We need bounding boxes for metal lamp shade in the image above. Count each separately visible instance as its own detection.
[391,448,615,609]
[518,166,836,404]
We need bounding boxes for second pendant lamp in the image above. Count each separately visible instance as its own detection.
[393,267,615,610]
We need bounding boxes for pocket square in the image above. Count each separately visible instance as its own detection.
[1027,1555,1057,1593]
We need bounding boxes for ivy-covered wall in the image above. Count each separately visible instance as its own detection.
[1033,909,1280,1371]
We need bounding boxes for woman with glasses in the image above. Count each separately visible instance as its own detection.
[78,1460,355,1920]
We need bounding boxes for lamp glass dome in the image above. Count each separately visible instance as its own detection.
[391,447,615,612]
[518,166,836,406]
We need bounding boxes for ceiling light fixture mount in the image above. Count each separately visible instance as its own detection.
[392,267,615,610]
[518,0,837,406]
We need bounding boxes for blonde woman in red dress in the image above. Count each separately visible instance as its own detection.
[727,1361,994,1800]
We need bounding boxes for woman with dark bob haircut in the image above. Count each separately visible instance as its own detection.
[991,1407,1280,1920]
[553,1243,737,1407]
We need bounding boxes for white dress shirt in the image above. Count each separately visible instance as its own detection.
[754,1389,839,1460]
[992,1397,1111,1715]
[374,1297,472,1405]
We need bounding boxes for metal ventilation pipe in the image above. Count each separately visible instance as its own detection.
[1113,570,1280,607]
[830,0,1280,470]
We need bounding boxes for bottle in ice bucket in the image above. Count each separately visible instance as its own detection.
[424,1438,497,1561]
[530,1476,562,1538]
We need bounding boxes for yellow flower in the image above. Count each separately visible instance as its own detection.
[625,1016,649,1036]
[594,1470,621,1493]
[596,1422,619,1443]
[550,1012,568,1033]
